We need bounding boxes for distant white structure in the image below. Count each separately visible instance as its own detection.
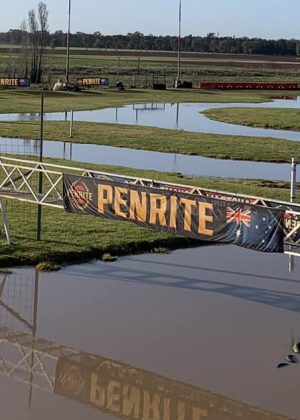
[53,79,66,92]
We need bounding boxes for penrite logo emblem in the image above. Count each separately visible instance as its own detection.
[68,180,93,210]
[57,364,86,397]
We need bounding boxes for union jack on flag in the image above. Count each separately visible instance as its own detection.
[226,207,252,228]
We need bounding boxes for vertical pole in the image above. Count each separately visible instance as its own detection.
[116,56,120,80]
[290,157,297,203]
[137,56,140,74]
[289,157,297,272]
[37,90,44,241]
[28,269,39,409]
[0,199,11,244]
[177,0,182,84]
[66,0,71,84]
[69,109,74,138]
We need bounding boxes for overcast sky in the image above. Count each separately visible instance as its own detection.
[2,0,300,39]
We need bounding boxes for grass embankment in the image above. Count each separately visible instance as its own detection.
[204,107,300,132]
[1,120,300,163]
[0,159,294,268]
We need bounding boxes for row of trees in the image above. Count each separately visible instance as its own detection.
[1,29,299,57]
[3,2,49,83]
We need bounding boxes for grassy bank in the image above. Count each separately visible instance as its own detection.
[0,159,293,268]
[1,120,300,163]
[0,88,278,115]
[204,107,300,131]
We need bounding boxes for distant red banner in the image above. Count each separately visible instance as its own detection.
[198,82,299,90]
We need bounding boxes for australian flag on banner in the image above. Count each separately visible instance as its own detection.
[225,205,284,253]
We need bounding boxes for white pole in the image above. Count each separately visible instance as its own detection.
[289,157,297,272]
[69,109,74,138]
[0,199,11,244]
[177,0,182,83]
[66,0,71,84]
[290,157,297,203]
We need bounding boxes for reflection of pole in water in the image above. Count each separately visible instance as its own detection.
[176,102,180,128]
[70,142,73,160]
[28,270,40,409]
[115,107,118,123]
[172,153,178,173]
[289,254,295,273]
[135,108,138,123]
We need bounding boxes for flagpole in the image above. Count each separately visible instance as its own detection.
[177,0,182,83]
[66,0,71,84]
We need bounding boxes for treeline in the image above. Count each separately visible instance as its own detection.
[1,30,299,56]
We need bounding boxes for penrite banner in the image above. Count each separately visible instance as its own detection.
[54,352,286,420]
[63,174,284,253]
[0,77,30,87]
[77,77,109,87]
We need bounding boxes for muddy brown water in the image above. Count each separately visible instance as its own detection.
[0,244,299,419]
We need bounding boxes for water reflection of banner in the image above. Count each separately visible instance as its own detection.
[63,174,284,253]
[54,353,285,420]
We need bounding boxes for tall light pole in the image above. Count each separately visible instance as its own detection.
[177,0,182,83]
[66,0,71,84]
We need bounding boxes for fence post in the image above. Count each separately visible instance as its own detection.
[69,109,74,138]
[290,157,297,203]
[0,199,11,244]
[289,157,297,272]
[37,90,44,241]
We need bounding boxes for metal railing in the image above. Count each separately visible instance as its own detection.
[0,155,299,252]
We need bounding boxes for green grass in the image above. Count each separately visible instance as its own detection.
[0,88,276,115]
[3,46,300,87]
[1,119,300,163]
[204,107,300,131]
[0,158,294,268]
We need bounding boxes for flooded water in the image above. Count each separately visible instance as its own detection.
[0,245,300,419]
[1,137,297,182]
[1,99,300,181]
[1,99,300,141]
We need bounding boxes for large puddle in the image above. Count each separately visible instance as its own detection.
[2,99,300,141]
[0,245,299,419]
[1,99,300,181]
[1,137,295,181]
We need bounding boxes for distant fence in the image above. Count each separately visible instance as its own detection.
[198,81,300,90]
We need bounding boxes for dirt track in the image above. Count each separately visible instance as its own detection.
[2,46,300,64]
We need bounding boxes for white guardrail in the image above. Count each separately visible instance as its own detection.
[0,155,299,255]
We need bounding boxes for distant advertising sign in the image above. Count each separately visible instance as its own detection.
[0,78,30,87]
[77,77,109,87]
